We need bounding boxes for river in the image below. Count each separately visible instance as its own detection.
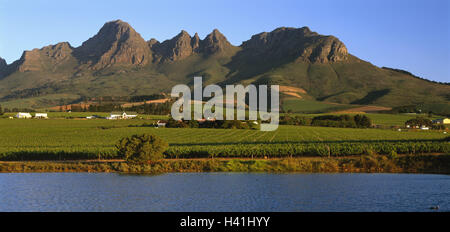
[0,173,448,211]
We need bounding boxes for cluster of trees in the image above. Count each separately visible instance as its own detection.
[280,114,372,128]
[311,115,371,128]
[129,94,166,102]
[85,94,166,104]
[0,105,35,115]
[62,101,171,115]
[62,104,123,112]
[279,115,311,125]
[402,117,447,130]
[405,117,432,127]
[388,105,437,116]
[165,118,260,130]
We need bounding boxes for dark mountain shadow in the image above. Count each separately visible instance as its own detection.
[351,89,391,105]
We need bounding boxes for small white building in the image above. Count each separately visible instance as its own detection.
[107,112,137,120]
[35,113,48,119]
[15,112,32,119]
[156,120,167,127]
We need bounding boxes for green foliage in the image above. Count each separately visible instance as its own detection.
[388,103,450,116]
[354,114,372,128]
[165,118,255,129]
[166,118,189,128]
[164,141,449,159]
[388,150,398,160]
[405,117,433,127]
[432,124,446,130]
[280,115,310,125]
[0,118,447,161]
[2,154,450,174]
[116,134,168,163]
[221,120,249,129]
[310,114,372,128]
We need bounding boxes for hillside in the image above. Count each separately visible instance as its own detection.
[0,19,448,111]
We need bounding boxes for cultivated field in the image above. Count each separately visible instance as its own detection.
[0,115,448,160]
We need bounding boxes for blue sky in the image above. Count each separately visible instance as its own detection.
[0,0,449,82]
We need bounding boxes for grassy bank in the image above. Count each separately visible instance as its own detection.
[1,154,449,174]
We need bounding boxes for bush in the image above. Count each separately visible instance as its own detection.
[166,118,189,128]
[116,134,168,163]
[354,114,372,128]
[388,150,398,160]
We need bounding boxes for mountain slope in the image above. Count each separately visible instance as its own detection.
[0,19,448,111]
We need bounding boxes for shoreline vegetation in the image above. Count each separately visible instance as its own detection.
[1,153,449,174]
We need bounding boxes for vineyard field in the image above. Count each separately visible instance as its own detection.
[0,118,447,160]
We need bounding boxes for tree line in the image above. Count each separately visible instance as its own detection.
[280,114,372,128]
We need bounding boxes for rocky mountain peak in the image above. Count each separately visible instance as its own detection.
[13,42,74,72]
[242,26,347,63]
[156,30,195,62]
[42,42,73,60]
[201,29,233,54]
[74,19,151,69]
[303,36,348,63]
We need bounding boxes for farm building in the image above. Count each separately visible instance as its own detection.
[15,112,32,119]
[107,112,137,120]
[432,118,450,124]
[157,120,167,127]
[35,113,48,118]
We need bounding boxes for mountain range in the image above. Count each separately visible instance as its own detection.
[0,19,448,110]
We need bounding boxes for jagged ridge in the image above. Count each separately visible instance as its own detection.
[0,19,448,110]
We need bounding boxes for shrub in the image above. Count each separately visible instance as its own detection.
[388,150,398,160]
[116,134,168,163]
[354,114,372,128]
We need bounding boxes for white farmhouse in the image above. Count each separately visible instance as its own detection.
[107,112,137,120]
[35,113,48,119]
[156,120,167,127]
[15,112,32,119]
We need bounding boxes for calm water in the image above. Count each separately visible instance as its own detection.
[0,173,448,212]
